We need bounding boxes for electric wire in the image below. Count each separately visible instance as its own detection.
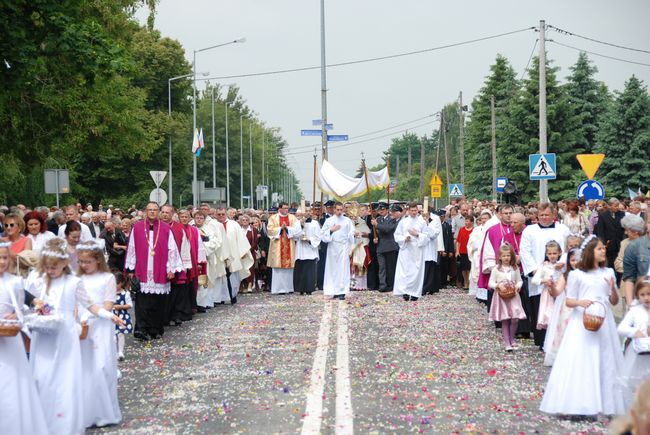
[521,39,539,81]
[548,40,650,67]
[547,24,650,55]
[196,27,536,81]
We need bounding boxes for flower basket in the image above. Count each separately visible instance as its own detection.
[583,301,606,332]
[632,337,650,355]
[24,313,64,334]
[497,280,517,300]
[0,320,21,337]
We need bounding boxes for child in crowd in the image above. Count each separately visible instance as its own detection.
[540,237,625,416]
[543,248,580,366]
[532,241,563,330]
[617,278,650,410]
[488,243,525,352]
[0,241,48,434]
[28,238,123,434]
[113,271,133,361]
[77,240,122,427]
[560,235,582,265]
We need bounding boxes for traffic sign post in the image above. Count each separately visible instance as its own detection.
[576,154,605,180]
[150,188,168,206]
[301,130,322,136]
[449,183,464,197]
[529,153,556,180]
[496,177,508,193]
[429,174,442,198]
[149,171,167,188]
[327,134,348,142]
[577,180,605,201]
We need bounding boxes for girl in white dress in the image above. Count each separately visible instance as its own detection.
[78,240,122,427]
[542,248,580,366]
[540,237,625,416]
[531,240,563,330]
[0,242,49,434]
[617,278,650,410]
[28,238,124,435]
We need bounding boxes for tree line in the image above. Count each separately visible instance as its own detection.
[383,53,650,203]
[0,1,299,208]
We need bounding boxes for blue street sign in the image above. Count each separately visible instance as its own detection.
[312,120,333,130]
[327,134,348,142]
[449,183,463,197]
[577,180,605,201]
[529,153,557,180]
[496,177,508,193]
[301,129,322,136]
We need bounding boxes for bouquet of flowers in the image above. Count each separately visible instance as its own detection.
[24,301,64,333]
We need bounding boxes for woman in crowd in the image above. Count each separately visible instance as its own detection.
[23,210,55,253]
[64,220,82,273]
[562,200,589,236]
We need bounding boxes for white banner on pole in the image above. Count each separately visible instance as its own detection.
[318,160,390,201]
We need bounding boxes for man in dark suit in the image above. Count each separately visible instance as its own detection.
[364,203,380,290]
[101,220,127,271]
[375,204,402,292]
[317,200,335,290]
[595,198,625,280]
[47,210,65,234]
[87,212,105,238]
[439,210,455,288]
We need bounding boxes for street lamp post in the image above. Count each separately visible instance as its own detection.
[225,101,233,207]
[240,115,244,209]
[192,37,245,207]
[168,71,208,206]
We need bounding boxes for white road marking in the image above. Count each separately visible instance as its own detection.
[335,301,354,435]
[301,301,333,435]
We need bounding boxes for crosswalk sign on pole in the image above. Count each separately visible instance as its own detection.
[449,183,463,197]
[529,153,557,180]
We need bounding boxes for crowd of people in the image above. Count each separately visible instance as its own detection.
[1,193,649,432]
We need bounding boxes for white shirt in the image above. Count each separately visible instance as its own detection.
[58,221,93,242]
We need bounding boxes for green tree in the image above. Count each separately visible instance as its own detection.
[595,76,650,197]
[464,55,518,199]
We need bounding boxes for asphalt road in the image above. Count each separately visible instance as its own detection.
[92,288,611,434]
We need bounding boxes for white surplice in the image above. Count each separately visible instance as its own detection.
[393,215,429,298]
[320,215,355,296]
[520,223,571,296]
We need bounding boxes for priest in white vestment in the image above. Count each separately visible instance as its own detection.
[267,203,302,294]
[422,210,442,295]
[393,203,429,300]
[520,203,570,347]
[214,208,253,304]
[320,202,355,299]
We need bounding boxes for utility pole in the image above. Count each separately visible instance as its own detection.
[396,156,400,180]
[459,91,465,186]
[539,19,548,203]
[442,111,451,189]
[249,123,253,209]
[491,95,497,202]
[240,115,244,209]
[419,137,425,192]
[262,130,266,210]
[320,0,329,164]
[211,88,217,189]
[407,145,412,176]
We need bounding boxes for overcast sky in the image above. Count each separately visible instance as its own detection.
[137,0,650,199]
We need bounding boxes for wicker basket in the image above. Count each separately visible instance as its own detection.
[497,280,517,300]
[583,301,606,332]
[79,322,89,340]
[0,321,21,337]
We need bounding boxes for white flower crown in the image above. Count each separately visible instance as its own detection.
[41,249,70,260]
[579,234,598,251]
[77,239,105,252]
[0,241,11,249]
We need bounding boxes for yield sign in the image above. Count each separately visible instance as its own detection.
[576,154,605,180]
[149,171,167,188]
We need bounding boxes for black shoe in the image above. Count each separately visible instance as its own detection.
[214,303,219,308]
[134,331,151,341]
[231,296,238,305]
[379,288,391,293]
[403,295,409,301]
[196,307,207,313]
[338,294,346,300]
[152,333,163,340]
[411,296,419,301]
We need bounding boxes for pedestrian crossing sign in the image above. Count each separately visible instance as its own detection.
[449,183,463,197]
[529,153,556,180]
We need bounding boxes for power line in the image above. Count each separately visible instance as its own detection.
[284,120,436,156]
[520,39,538,81]
[548,40,650,67]
[196,27,536,81]
[547,24,650,55]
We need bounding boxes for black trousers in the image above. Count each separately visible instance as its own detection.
[516,274,533,336]
[166,282,193,323]
[528,287,545,347]
[380,250,398,291]
[317,244,327,289]
[423,261,440,294]
[439,255,449,287]
[366,249,380,290]
[294,259,318,294]
[135,291,166,337]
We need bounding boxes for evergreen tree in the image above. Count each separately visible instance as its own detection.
[500,56,579,202]
[595,76,650,198]
[464,55,518,199]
